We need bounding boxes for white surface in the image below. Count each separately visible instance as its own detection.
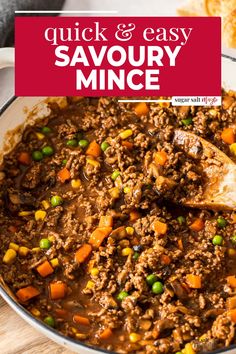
[0,0,235,108]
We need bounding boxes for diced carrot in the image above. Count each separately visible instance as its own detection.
[18,152,31,165]
[227,276,236,288]
[8,225,17,233]
[131,237,139,246]
[134,102,149,116]
[189,218,204,232]
[89,227,112,248]
[122,141,134,150]
[36,260,54,278]
[16,285,40,302]
[228,309,236,323]
[50,282,67,300]
[55,308,68,317]
[232,214,236,224]
[86,140,101,158]
[154,151,168,166]
[160,254,171,265]
[130,210,141,221]
[99,216,113,228]
[178,239,184,250]
[73,315,90,326]
[57,167,71,183]
[152,220,168,236]
[221,128,235,145]
[100,328,113,340]
[226,296,236,310]
[186,274,202,289]
[75,244,92,263]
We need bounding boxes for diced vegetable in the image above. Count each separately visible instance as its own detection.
[62,159,67,166]
[117,291,129,301]
[212,235,223,246]
[50,258,59,268]
[178,239,184,250]
[86,140,101,157]
[119,129,133,140]
[35,210,47,221]
[226,296,236,310]
[86,158,100,167]
[217,217,227,228]
[50,195,63,207]
[50,282,67,300]
[152,220,167,236]
[129,333,141,343]
[71,179,81,188]
[228,248,236,257]
[189,218,204,232]
[123,186,131,194]
[161,254,171,265]
[42,146,54,156]
[109,187,120,199]
[230,143,236,156]
[18,152,31,165]
[44,315,55,327]
[111,170,120,181]
[99,216,113,228]
[126,227,134,235]
[32,150,43,161]
[134,102,149,116]
[9,242,19,252]
[73,315,90,326]
[3,249,17,264]
[182,117,193,126]
[146,274,158,286]
[18,246,30,256]
[90,268,99,276]
[154,151,168,166]
[18,211,32,217]
[66,139,78,147]
[122,141,133,150]
[35,132,45,140]
[86,280,95,289]
[89,227,112,248]
[227,276,236,288]
[133,252,140,260]
[130,210,141,221]
[101,141,110,152]
[152,281,164,294]
[36,260,54,277]
[39,238,51,250]
[221,128,235,145]
[231,235,236,244]
[16,286,40,302]
[41,126,52,134]
[100,328,113,340]
[228,309,236,323]
[186,274,202,289]
[31,308,41,316]
[57,167,71,183]
[177,216,185,225]
[75,244,92,263]
[121,247,134,256]
[41,200,50,210]
[78,139,89,148]
[184,343,196,354]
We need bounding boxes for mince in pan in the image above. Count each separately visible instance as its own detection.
[0,93,236,354]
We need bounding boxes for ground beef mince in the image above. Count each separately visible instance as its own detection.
[0,93,236,354]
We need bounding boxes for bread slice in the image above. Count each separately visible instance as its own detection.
[223,9,236,48]
[177,0,205,16]
[204,0,221,16]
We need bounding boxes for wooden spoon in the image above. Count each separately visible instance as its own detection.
[173,129,236,210]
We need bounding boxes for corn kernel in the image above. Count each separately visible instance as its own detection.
[9,242,20,252]
[19,246,30,257]
[18,211,32,217]
[86,158,100,167]
[90,268,99,277]
[123,187,131,194]
[86,280,95,289]
[119,129,133,140]
[3,249,17,264]
[109,187,120,199]
[209,109,218,117]
[230,143,236,156]
[228,248,236,257]
[50,258,59,268]
[122,247,134,256]
[126,227,134,235]
[41,200,50,210]
[35,210,47,221]
[31,308,41,317]
[48,235,55,242]
[159,101,170,108]
[184,343,196,354]
[35,132,45,140]
[71,327,78,334]
[129,333,141,343]
[71,179,82,189]
[32,247,41,253]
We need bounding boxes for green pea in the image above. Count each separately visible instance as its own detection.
[78,139,89,148]
[41,127,52,134]
[217,217,227,228]
[231,235,236,244]
[146,274,158,286]
[51,195,63,207]
[152,281,164,295]
[117,291,129,301]
[111,170,120,181]
[42,146,54,156]
[76,132,83,141]
[177,216,186,225]
[39,238,51,250]
[133,252,140,261]
[32,150,43,161]
[175,352,183,354]
[44,316,55,327]
[181,118,193,126]
[62,159,67,166]
[212,235,223,246]
[101,141,110,152]
[66,139,78,147]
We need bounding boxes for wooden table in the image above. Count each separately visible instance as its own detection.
[0,296,74,354]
